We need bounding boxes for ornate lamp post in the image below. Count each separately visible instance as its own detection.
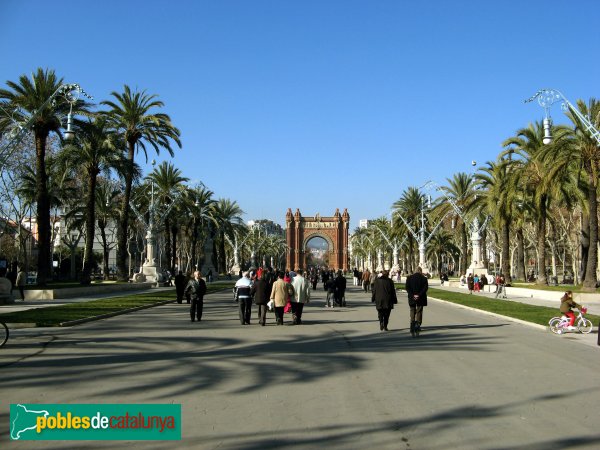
[394,191,450,275]
[421,180,489,276]
[0,83,92,167]
[130,161,182,284]
[525,88,600,146]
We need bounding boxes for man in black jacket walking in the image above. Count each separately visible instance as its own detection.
[334,270,347,306]
[405,267,429,336]
[371,270,398,331]
[184,271,207,322]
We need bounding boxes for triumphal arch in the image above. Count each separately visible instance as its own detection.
[285,208,350,271]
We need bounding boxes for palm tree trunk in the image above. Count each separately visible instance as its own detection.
[219,231,226,273]
[82,168,98,284]
[536,199,548,285]
[516,227,526,281]
[501,219,511,283]
[580,210,589,282]
[100,224,109,280]
[35,132,50,286]
[116,141,135,281]
[583,173,598,290]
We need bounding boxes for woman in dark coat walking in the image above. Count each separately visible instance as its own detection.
[250,272,269,326]
[371,270,398,331]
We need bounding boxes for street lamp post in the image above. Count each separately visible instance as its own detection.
[129,162,182,284]
[0,83,92,168]
[421,180,489,276]
[394,192,449,275]
[525,88,600,146]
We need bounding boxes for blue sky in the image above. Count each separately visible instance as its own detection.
[1,0,599,229]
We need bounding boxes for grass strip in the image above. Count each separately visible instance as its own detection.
[427,287,600,327]
[0,283,234,327]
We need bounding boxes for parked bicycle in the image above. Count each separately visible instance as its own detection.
[0,321,8,347]
[549,307,593,335]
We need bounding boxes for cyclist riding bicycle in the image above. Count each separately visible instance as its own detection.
[560,290,582,330]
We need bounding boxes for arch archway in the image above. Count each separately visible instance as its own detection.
[304,234,333,269]
[285,208,349,271]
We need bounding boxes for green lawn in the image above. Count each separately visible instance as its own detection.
[395,283,599,327]
[0,282,234,327]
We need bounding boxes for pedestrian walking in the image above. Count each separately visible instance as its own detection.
[250,271,269,326]
[467,274,474,294]
[370,270,378,291]
[371,270,397,331]
[15,265,26,301]
[495,273,507,299]
[184,270,207,322]
[174,270,187,304]
[362,269,371,292]
[310,270,318,290]
[291,270,310,324]
[334,270,347,306]
[270,271,295,325]
[235,271,253,324]
[405,266,429,336]
[325,276,336,308]
[321,269,330,291]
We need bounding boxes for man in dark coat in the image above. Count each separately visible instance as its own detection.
[334,270,347,306]
[405,266,429,336]
[184,271,207,322]
[174,270,187,304]
[250,272,269,326]
[371,270,398,331]
[321,269,330,291]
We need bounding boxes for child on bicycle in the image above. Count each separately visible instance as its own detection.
[560,291,582,330]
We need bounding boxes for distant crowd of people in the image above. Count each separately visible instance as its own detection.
[172,265,430,336]
[459,272,507,298]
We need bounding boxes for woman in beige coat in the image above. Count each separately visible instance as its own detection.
[270,271,295,325]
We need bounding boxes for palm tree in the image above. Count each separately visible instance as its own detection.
[0,68,88,285]
[476,159,515,282]
[184,184,216,271]
[95,180,121,279]
[438,173,477,276]
[213,199,244,273]
[102,86,181,281]
[146,161,188,274]
[392,186,427,272]
[58,116,126,283]
[426,229,460,274]
[502,121,570,285]
[558,99,600,290]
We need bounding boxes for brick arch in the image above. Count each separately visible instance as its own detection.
[285,208,350,271]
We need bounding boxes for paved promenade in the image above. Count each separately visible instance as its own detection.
[1,283,599,449]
